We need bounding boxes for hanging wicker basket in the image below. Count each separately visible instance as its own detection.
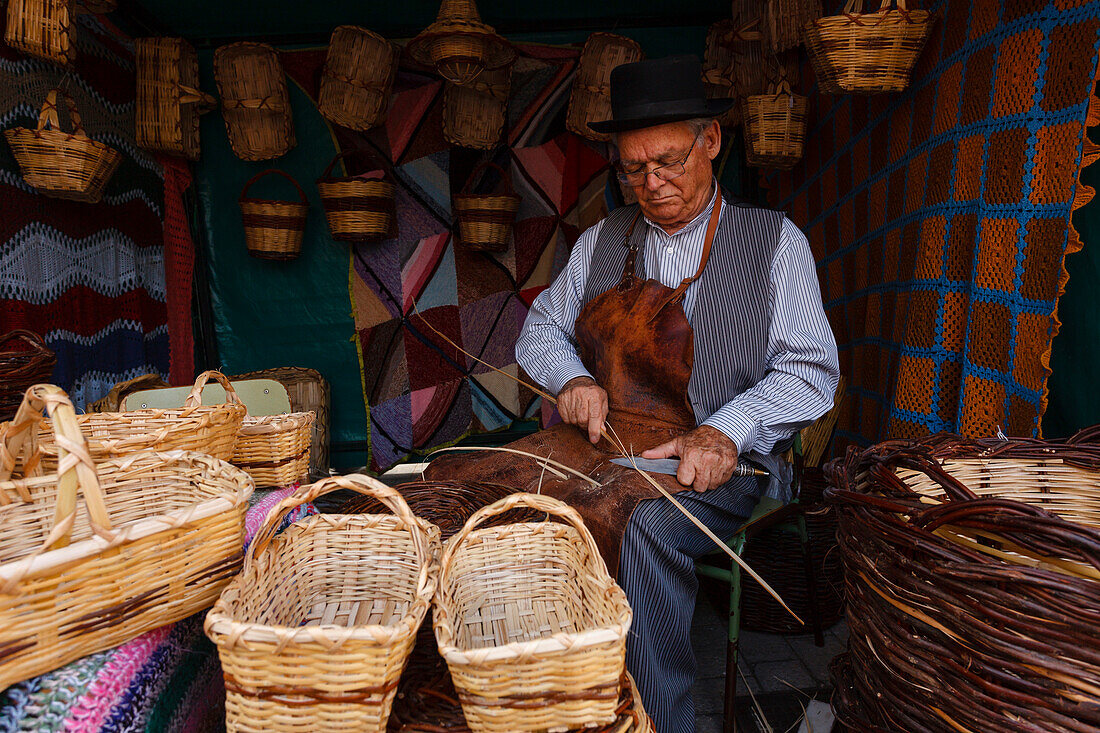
[435,492,632,733]
[214,42,296,160]
[452,160,520,252]
[763,0,823,53]
[406,0,516,87]
[319,25,397,132]
[316,152,396,242]
[4,88,122,203]
[443,63,510,150]
[205,474,440,733]
[702,20,764,128]
[802,0,934,94]
[742,78,808,170]
[239,169,309,261]
[0,384,253,689]
[4,0,74,65]
[566,33,644,143]
[135,37,216,160]
[0,331,55,422]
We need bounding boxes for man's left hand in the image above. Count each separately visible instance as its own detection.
[640,425,738,492]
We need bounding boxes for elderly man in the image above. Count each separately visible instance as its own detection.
[427,55,838,733]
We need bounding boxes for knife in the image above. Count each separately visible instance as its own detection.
[609,456,769,478]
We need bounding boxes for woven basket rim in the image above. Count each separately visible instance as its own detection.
[239,197,309,210]
[240,410,315,434]
[806,5,931,27]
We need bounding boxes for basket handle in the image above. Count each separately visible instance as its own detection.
[440,491,612,580]
[178,84,217,113]
[0,385,113,550]
[459,159,514,196]
[37,89,88,140]
[238,169,308,205]
[245,474,434,596]
[318,150,384,181]
[183,370,245,408]
[0,329,51,356]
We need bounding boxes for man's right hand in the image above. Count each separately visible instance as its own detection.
[556,376,608,444]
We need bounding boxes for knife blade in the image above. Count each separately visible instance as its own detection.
[609,456,769,478]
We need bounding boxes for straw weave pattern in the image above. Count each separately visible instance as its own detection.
[214,42,295,161]
[231,411,314,488]
[742,91,807,170]
[319,26,397,132]
[4,0,73,66]
[232,366,331,477]
[566,33,643,143]
[0,331,56,422]
[135,37,212,160]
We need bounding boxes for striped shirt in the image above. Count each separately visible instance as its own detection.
[515,182,840,455]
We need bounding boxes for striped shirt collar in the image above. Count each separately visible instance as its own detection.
[640,178,720,239]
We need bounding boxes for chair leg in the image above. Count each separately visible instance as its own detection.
[724,555,743,733]
[797,514,825,647]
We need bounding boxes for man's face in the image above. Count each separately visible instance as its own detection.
[616,120,722,228]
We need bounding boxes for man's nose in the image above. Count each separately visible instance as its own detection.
[643,171,664,192]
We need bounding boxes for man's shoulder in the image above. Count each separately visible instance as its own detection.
[719,187,784,217]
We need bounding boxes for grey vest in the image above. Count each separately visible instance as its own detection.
[581,189,784,427]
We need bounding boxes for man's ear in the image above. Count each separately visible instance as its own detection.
[704,119,722,161]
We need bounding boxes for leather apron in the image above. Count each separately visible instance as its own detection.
[425,196,724,576]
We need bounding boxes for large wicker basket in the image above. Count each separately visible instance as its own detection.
[4,0,73,65]
[239,169,309,261]
[214,42,296,160]
[206,474,440,733]
[231,411,314,488]
[317,152,396,242]
[802,0,934,94]
[4,88,122,203]
[742,79,808,170]
[452,161,520,252]
[435,492,632,733]
[0,384,253,689]
[232,366,331,478]
[443,64,510,150]
[0,330,55,422]
[319,25,397,132]
[135,37,216,160]
[566,33,643,143]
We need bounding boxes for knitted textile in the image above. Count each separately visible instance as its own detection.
[765,0,1100,444]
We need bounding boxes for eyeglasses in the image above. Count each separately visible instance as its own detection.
[615,136,700,186]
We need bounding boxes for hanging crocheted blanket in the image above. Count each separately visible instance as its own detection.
[764,0,1100,444]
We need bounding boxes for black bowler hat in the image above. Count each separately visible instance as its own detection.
[588,55,733,134]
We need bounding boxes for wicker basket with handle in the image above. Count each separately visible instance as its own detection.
[443,63,510,150]
[566,33,644,142]
[742,77,808,170]
[0,330,56,422]
[0,384,253,689]
[239,169,309,261]
[205,474,440,733]
[802,0,934,94]
[135,37,216,160]
[316,152,396,242]
[452,161,520,252]
[4,0,73,65]
[4,88,122,202]
[435,492,632,733]
[319,25,397,132]
[214,42,296,160]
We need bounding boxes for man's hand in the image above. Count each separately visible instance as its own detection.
[641,425,738,492]
[556,376,608,444]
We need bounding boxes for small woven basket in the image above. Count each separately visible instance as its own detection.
[566,33,644,142]
[0,384,253,689]
[205,474,440,733]
[405,0,515,87]
[763,0,823,53]
[232,366,331,478]
[239,169,309,261]
[4,89,122,203]
[443,64,510,150]
[214,42,296,160]
[231,411,314,488]
[317,152,396,242]
[4,0,73,65]
[319,26,397,131]
[435,492,632,733]
[802,0,934,94]
[742,79,808,170]
[452,161,520,252]
[135,37,216,160]
[0,330,56,422]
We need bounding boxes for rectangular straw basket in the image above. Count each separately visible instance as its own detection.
[214,42,296,161]
[4,0,74,65]
[4,89,122,203]
[11,370,246,473]
[239,169,309,261]
[566,33,643,143]
[0,384,253,689]
[0,330,56,422]
[802,0,934,94]
[319,25,397,132]
[742,82,808,170]
[135,37,216,160]
[316,152,396,242]
[205,475,440,733]
[231,411,314,488]
[434,492,632,733]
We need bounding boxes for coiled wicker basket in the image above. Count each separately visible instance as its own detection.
[135,37,216,160]
[0,330,56,422]
[319,26,397,131]
[214,42,296,160]
[206,474,440,733]
[0,384,253,689]
[239,169,309,261]
[317,152,396,242]
[435,492,632,733]
[566,33,643,142]
[452,161,519,252]
[4,0,73,65]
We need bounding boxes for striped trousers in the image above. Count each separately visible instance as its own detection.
[619,477,763,733]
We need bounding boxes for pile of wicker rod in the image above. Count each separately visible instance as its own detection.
[0,384,253,689]
[742,78,808,170]
[763,0,823,53]
[825,432,1100,732]
[452,161,520,252]
[567,33,643,142]
[5,0,73,65]
[443,63,510,150]
[405,0,515,86]
[5,88,122,203]
[317,152,396,242]
[0,330,56,422]
[319,26,397,132]
[239,169,309,260]
[135,37,216,160]
[214,42,296,160]
[802,0,934,94]
[232,366,331,478]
